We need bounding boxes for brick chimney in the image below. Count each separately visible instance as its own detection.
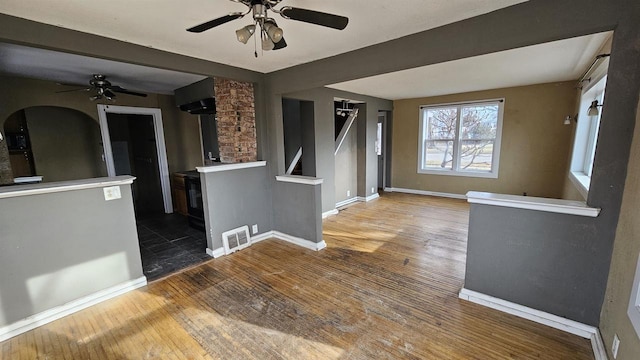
[213,78,257,163]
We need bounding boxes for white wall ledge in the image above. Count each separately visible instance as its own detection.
[275,175,323,185]
[197,161,267,173]
[0,176,135,199]
[466,191,601,217]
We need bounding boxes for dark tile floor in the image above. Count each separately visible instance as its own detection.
[136,213,211,281]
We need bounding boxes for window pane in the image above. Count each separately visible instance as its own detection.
[425,107,457,140]
[461,104,498,140]
[459,140,494,172]
[423,139,454,170]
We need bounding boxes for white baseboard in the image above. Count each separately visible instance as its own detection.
[357,193,380,202]
[250,231,274,243]
[219,230,326,252]
[335,197,359,208]
[386,187,466,200]
[459,288,607,360]
[272,231,327,251]
[206,247,225,258]
[0,276,147,342]
[322,209,339,219]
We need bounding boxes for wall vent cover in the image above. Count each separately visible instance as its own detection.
[222,225,252,255]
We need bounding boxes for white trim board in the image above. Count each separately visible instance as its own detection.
[275,175,323,185]
[98,105,173,214]
[335,197,359,208]
[217,230,326,252]
[385,187,467,200]
[197,161,267,173]
[322,209,339,219]
[206,247,225,258]
[466,191,600,217]
[459,288,607,360]
[357,193,380,202]
[0,176,135,199]
[286,147,303,175]
[0,276,147,342]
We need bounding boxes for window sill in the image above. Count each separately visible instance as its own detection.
[568,171,590,199]
[417,168,498,179]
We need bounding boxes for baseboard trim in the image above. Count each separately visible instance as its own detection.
[357,193,380,202]
[335,197,359,208]
[0,276,147,342]
[459,288,607,360]
[386,187,466,200]
[219,230,326,252]
[322,209,339,219]
[206,247,225,258]
[250,231,274,243]
[272,231,327,251]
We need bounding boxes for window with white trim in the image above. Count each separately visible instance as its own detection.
[569,73,607,198]
[418,99,504,178]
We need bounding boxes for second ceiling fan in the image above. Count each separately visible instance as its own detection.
[187,0,349,53]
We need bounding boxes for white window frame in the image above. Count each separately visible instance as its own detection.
[417,99,504,178]
[629,253,640,338]
[569,67,608,199]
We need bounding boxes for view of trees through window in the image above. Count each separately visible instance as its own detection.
[421,102,500,173]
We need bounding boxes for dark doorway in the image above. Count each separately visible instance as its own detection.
[106,113,164,217]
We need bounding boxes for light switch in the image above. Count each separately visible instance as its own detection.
[103,186,122,201]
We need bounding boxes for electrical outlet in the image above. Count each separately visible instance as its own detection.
[347,190,350,197]
[372,187,375,194]
[103,186,121,201]
[612,334,620,358]
[252,224,258,234]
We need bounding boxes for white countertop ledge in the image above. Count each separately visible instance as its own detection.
[197,161,267,173]
[276,175,323,185]
[0,176,135,199]
[466,191,601,217]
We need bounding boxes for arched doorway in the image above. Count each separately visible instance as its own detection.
[3,106,106,182]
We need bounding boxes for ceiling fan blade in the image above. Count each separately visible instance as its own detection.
[55,87,91,93]
[280,7,348,30]
[187,12,245,33]
[110,86,148,97]
[273,37,287,50]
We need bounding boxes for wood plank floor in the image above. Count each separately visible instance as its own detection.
[1,192,594,359]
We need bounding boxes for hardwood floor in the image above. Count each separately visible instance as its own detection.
[1,192,593,359]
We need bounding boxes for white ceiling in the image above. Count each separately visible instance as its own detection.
[0,42,207,94]
[0,0,527,73]
[327,32,612,100]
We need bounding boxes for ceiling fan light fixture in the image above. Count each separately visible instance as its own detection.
[261,36,275,51]
[236,24,256,44]
[263,21,283,43]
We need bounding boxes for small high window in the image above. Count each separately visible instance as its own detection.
[417,99,504,178]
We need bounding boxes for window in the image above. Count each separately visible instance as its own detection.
[569,72,608,198]
[418,99,504,178]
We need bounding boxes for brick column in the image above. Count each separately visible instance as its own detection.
[213,78,257,163]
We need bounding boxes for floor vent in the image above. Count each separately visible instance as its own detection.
[222,225,252,255]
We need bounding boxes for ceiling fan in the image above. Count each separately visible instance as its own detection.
[56,74,148,101]
[187,0,349,54]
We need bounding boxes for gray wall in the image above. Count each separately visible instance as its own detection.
[279,87,392,212]
[0,178,143,327]
[201,166,273,251]
[25,106,105,182]
[273,180,323,242]
[465,204,608,326]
